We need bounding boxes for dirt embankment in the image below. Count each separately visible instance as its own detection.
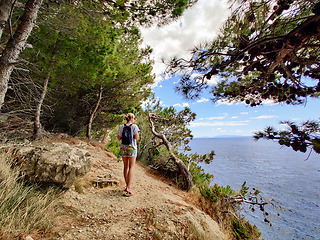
[53,140,227,240]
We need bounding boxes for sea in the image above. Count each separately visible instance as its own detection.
[188,137,320,240]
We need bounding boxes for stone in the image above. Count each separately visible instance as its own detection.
[93,178,120,188]
[12,142,91,188]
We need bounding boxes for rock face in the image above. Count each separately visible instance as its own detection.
[13,142,91,188]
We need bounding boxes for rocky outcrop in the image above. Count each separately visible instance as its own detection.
[12,142,91,188]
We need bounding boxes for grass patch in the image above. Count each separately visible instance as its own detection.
[0,153,62,239]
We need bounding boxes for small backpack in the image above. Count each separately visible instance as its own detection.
[121,124,133,145]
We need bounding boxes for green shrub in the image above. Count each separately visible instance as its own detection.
[231,217,262,240]
[188,162,213,186]
[231,218,250,240]
[106,129,121,158]
[199,183,236,203]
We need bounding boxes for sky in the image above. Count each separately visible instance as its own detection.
[140,0,320,138]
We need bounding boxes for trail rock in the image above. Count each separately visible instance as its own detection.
[12,142,91,188]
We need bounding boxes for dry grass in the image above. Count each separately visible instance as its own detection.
[0,153,62,239]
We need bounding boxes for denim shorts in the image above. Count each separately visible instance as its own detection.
[120,146,137,157]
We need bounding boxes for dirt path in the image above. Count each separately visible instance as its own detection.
[57,142,226,240]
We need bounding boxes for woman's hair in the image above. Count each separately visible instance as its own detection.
[125,113,135,121]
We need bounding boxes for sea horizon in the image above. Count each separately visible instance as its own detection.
[193,135,253,139]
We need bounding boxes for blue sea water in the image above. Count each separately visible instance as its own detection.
[189,137,320,240]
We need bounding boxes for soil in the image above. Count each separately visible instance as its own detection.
[47,139,227,240]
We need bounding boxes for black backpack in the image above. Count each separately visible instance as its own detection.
[121,124,133,145]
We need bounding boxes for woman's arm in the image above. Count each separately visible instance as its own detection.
[134,133,139,141]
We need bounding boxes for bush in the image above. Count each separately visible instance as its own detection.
[231,218,261,240]
[106,129,121,158]
[199,183,235,203]
[231,218,250,240]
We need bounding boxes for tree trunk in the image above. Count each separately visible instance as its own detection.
[33,72,50,139]
[148,113,193,191]
[0,0,16,41]
[87,86,103,139]
[0,0,43,110]
[32,36,60,140]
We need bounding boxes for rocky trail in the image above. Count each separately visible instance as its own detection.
[53,140,226,240]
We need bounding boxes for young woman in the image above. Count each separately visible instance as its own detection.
[117,113,139,197]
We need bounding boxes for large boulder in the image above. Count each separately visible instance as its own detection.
[12,142,91,188]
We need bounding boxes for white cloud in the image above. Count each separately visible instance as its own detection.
[205,75,220,85]
[196,117,205,121]
[196,97,210,103]
[173,102,190,108]
[261,99,279,105]
[240,112,249,115]
[189,120,250,127]
[206,113,228,120]
[251,115,278,119]
[231,116,238,119]
[216,100,244,106]
[140,0,230,86]
[215,98,280,107]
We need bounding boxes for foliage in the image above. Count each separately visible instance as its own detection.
[183,150,215,173]
[187,160,214,186]
[0,153,61,239]
[199,183,235,203]
[2,0,197,136]
[136,98,196,161]
[152,106,195,144]
[168,0,320,153]
[88,0,198,27]
[169,0,320,105]
[106,126,121,158]
[240,181,250,196]
[15,2,154,135]
[231,218,250,240]
[254,120,320,154]
[231,217,261,240]
[197,182,262,239]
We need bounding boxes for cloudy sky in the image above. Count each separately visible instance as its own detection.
[140,0,319,138]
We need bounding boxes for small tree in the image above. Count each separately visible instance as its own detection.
[147,107,196,191]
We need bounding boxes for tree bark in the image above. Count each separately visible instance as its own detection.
[0,0,16,41]
[33,72,50,139]
[0,0,43,110]
[87,86,103,139]
[148,113,193,191]
[33,36,60,140]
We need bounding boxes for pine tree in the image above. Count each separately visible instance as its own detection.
[168,0,320,154]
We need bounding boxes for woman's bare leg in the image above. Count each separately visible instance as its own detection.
[122,157,129,188]
[125,157,136,193]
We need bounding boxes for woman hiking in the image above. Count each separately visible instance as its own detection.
[117,113,140,197]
